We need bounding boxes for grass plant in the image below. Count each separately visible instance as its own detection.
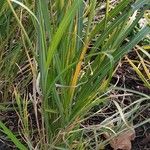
[0,0,150,149]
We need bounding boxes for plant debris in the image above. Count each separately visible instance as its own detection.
[104,129,135,150]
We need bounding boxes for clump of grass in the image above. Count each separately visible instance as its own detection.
[0,0,150,149]
[0,0,33,101]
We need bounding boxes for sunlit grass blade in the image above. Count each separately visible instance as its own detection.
[0,121,27,150]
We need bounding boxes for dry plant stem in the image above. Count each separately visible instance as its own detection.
[68,39,89,112]
[20,6,43,145]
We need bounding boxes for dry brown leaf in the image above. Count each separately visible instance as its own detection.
[105,129,135,150]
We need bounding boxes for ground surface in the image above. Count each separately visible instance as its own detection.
[109,51,150,150]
